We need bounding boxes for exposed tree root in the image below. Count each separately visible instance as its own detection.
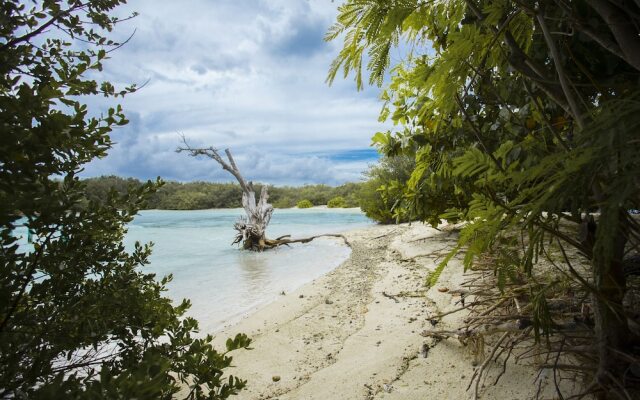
[234,231,351,251]
[382,291,400,303]
[263,233,350,249]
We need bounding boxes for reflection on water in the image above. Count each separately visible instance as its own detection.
[237,251,272,294]
[125,208,371,332]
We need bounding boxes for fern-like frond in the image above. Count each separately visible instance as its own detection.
[452,147,493,180]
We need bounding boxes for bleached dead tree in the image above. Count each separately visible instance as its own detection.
[177,138,349,251]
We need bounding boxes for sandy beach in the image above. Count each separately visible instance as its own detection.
[210,223,562,399]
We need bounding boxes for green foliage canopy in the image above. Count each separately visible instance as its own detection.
[328,0,640,392]
[0,1,250,398]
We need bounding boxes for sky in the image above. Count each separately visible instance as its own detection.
[81,0,396,186]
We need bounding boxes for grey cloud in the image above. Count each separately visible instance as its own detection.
[220,130,239,138]
[190,64,208,75]
[269,15,328,57]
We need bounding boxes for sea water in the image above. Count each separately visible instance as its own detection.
[124,208,372,332]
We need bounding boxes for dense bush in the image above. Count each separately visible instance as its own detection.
[296,199,313,208]
[327,196,347,208]
[357,156,415,223]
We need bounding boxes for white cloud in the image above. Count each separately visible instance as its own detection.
[82,0,388,185]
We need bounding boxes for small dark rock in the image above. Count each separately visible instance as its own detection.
[421,343,429,358]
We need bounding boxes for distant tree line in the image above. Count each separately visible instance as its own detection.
[81,176,365,210]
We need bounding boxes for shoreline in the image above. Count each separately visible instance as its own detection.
[139,206,363,212]
[202,223,560,399]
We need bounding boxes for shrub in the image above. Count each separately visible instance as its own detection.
[327,196,347,208]
[296,199,313,208]
[357,156,415,223]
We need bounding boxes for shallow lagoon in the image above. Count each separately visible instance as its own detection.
[124,208,372,332]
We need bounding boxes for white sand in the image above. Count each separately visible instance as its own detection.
[205,223,568,399]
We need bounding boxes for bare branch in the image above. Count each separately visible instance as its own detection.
[176,135,250,194]
[536,9,585,129]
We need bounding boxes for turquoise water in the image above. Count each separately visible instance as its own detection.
[124,208,372,332]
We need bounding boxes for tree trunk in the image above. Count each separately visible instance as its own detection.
[233,184,274,251]
[176,140,275,250]
[588,212,632,396]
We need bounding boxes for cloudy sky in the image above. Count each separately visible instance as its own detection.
[82,0,395,186]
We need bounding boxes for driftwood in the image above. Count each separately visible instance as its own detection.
[265,233,350,247]
[177,138,349,251]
